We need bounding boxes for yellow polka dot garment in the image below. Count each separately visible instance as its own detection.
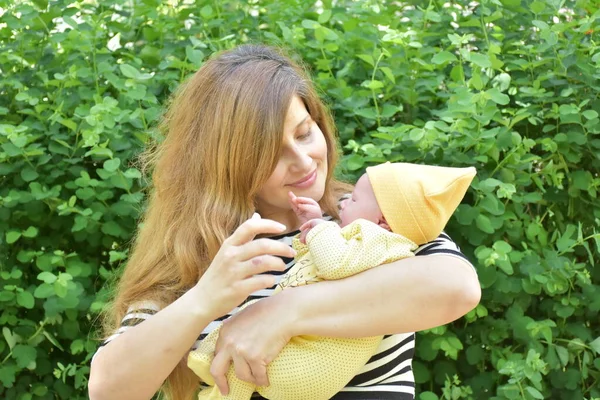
[187,220,417,400]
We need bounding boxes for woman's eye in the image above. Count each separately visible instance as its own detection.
[298,130,312,140]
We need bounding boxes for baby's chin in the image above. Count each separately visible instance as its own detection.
[339,217,350,228]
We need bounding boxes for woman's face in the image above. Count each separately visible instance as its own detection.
[255,95,328,223]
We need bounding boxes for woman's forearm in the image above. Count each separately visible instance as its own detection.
[88,285,211,400]
[282,255,481,337]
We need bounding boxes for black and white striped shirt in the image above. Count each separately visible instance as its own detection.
[96,229,473,399]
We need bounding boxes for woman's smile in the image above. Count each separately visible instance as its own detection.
[288,168,317,189]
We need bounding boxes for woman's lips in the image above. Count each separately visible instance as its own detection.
[288,169,317,188]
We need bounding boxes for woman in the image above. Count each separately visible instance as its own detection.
[88,44,481,400]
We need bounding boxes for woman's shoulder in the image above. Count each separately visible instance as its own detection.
[414,232,475,268]
[126,300,162,313]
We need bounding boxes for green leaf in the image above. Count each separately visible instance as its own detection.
[70,339,85,355]
[104,158,121,172]
[200,5,213,18]
[354,107,378,119]
[123,168,141,180]
[33,284,54,299]
[362,80,384,90]
[12,344,36,369]
[379,67,395,84]
[493,240,512,254]
[16,291,34,309]
[0,365,17,388]
[6,231,21,244]
[62,15,78,29]
[357,54,374,66]
[3,327,16,350]
[531,1,545,13]
[186,46,204,65]
[53,280,68,298]
[431,51,457,64]
[525,386,544,399]
[22,226,38,238]
[556,225,577,253]
[20,167,39,182]
[302,19,321,29]
[37,272,57,284]
[119,64,141,79]
[590,337,600,355]
[102,220,123,237]
[486,88,510,105]
[470,53,492,68]
[556,345,569,366]
[582,110,598,120]
[559,104,579,115]
[476,214,495,234]
[42,330,64,351]
[318,9,332,24]
[419,392,439,400]
[345,154,364,171]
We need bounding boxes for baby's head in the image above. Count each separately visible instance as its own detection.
[340,162,476,245]
[339,174,389,231]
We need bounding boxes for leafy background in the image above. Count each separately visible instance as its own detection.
[1,0,599,399]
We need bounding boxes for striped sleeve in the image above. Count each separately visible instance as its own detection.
[96,301,161,351]
[414,232,476,272]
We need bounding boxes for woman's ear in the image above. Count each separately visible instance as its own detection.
[378,215,391,231]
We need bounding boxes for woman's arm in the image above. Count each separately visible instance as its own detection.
[88,216,296,400]
[286,254,480,337]
[88,286,213,400]
[209,253,480,395]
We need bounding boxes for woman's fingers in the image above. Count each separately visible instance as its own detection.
[232,353,255,384]
[239,238,296,261]
[238,274,278,294]
[247,255,287,275]
[249,359,269,387]
[210,351,232,396]
[226,217,287,246]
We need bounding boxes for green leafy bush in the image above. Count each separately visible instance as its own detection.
[1,0,599,399]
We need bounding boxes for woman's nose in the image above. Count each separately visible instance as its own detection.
[290,148,312,172]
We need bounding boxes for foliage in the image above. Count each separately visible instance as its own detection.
[1,0,599,398]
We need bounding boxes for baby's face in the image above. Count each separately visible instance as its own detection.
[339,174,384,228]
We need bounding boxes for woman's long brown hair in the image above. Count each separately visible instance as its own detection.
[102,44,351,399]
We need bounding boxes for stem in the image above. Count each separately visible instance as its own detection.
[1,319,47,365]
[371,52,385,127]
[516,380,526,399]
[558,233,600,256]
[320,47,335,79]
[541,338,595,352]
[490,144,522,178]
[479,2,490,49]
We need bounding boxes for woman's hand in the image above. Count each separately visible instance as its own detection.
[209,293,295,395]
[194,213,297,320]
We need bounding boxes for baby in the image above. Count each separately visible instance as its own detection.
[188,162,476,400]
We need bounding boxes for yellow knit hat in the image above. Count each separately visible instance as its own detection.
[365,162,476,244]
